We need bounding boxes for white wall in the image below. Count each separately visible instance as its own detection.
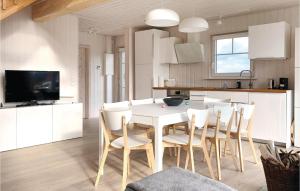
[0,7,79,104]
[79,32,106,118]
[169,6,300,89]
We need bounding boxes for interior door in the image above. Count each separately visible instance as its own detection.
[79,47,89,119]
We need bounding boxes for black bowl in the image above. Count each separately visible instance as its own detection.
[163,97,184,106]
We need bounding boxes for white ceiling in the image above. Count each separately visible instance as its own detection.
[74,0,299,36]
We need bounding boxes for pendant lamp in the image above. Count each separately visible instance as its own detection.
[179,17,209,33]
[145,8,180,27]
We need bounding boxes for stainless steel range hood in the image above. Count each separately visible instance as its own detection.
[174,42,205,64]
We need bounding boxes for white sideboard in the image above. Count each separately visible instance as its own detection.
[17,106,53,148]
[0,103,83,152]
[0,108,17,151]
[53,104,83,142]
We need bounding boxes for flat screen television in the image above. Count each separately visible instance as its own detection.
[5,70,60,103]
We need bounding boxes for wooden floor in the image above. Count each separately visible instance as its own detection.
[1,119,268,191]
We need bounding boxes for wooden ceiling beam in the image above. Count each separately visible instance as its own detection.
[32,0,109,22]
[0,0,37,21]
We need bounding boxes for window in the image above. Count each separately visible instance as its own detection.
[212,32,250,77]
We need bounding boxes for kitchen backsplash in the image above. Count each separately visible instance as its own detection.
[168,6,299,89]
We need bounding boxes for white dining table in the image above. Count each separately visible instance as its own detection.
[131,102,207,172]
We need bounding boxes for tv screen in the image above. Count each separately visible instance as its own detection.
[5,70,60,102]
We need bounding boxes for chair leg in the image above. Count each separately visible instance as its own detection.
[128,154,131,175]
[226,138,239,171]
[202,142,215,180]
[223,141,227,157]
[176,147,181,167]
[189,147,195,173]
[185,150,190,170]
[215,139,221,180]
[248,136,258,164]
[237,136,244,172]
[146,147,152,169]
[148,144,155,171]
[95,146,109,186]
[219,139,222,159]
[209,141,214,159]
[121,149,129,191]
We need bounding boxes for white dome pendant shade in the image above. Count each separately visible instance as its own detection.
[179,17,209,33]
[145,9,180,27]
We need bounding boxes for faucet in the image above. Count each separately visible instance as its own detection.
[240,70,254,89]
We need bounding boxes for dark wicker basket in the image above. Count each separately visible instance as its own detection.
[261,157,299,191]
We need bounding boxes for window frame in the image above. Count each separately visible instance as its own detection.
[211,32,252,78]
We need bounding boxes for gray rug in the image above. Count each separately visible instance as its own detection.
[126,167,236,191]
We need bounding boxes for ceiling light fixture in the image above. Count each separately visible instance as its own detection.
[145,8,180,27]
[179,17,209,33]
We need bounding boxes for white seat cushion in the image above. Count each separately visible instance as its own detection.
[163,134,201,146]
[111,136,152,149]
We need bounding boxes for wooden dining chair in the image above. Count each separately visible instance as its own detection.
[162,109,215,179]
[222,102,258,172]
[102,101,148,138]
[95,109,154,191]
[130,98,155,137]
[203,105,239,180]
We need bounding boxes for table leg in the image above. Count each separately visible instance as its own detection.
[153,119,163,172]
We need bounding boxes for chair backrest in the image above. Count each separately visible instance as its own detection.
[102,109,132,131]
[154,98,164,104]
[213,105,235,124]
[236,103,255,133]
[187,109,209,129]
[131,98,153,106]
[204,97,231,103]
[213,105,235,137]
[103,101,129,110]
[187,109,209,144]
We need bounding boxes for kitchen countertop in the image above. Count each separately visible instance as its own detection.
[152,86,291,93]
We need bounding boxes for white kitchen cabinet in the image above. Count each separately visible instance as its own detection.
[135,64,153,99]
[17,106,53,148]
[294,28,300,147]
[0,108,17,152]
[135,29,169,99]
[190,91,207,101]
[295,28,300,68]
[296,68,300,108]
[206,91,249,103]
[249,22,290,59]
[249,92,292,147]
[294,108,300,147]
[153,89,167,99]
[53,103,83,142]
[159,37,182,64]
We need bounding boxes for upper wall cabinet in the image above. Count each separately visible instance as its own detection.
[159,37,183,64]
[249,21,290,60]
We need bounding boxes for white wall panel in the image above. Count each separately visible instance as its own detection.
[0,7,79,104]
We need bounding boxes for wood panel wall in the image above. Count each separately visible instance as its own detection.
[0,7,79,105]
[169,6,300,89]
